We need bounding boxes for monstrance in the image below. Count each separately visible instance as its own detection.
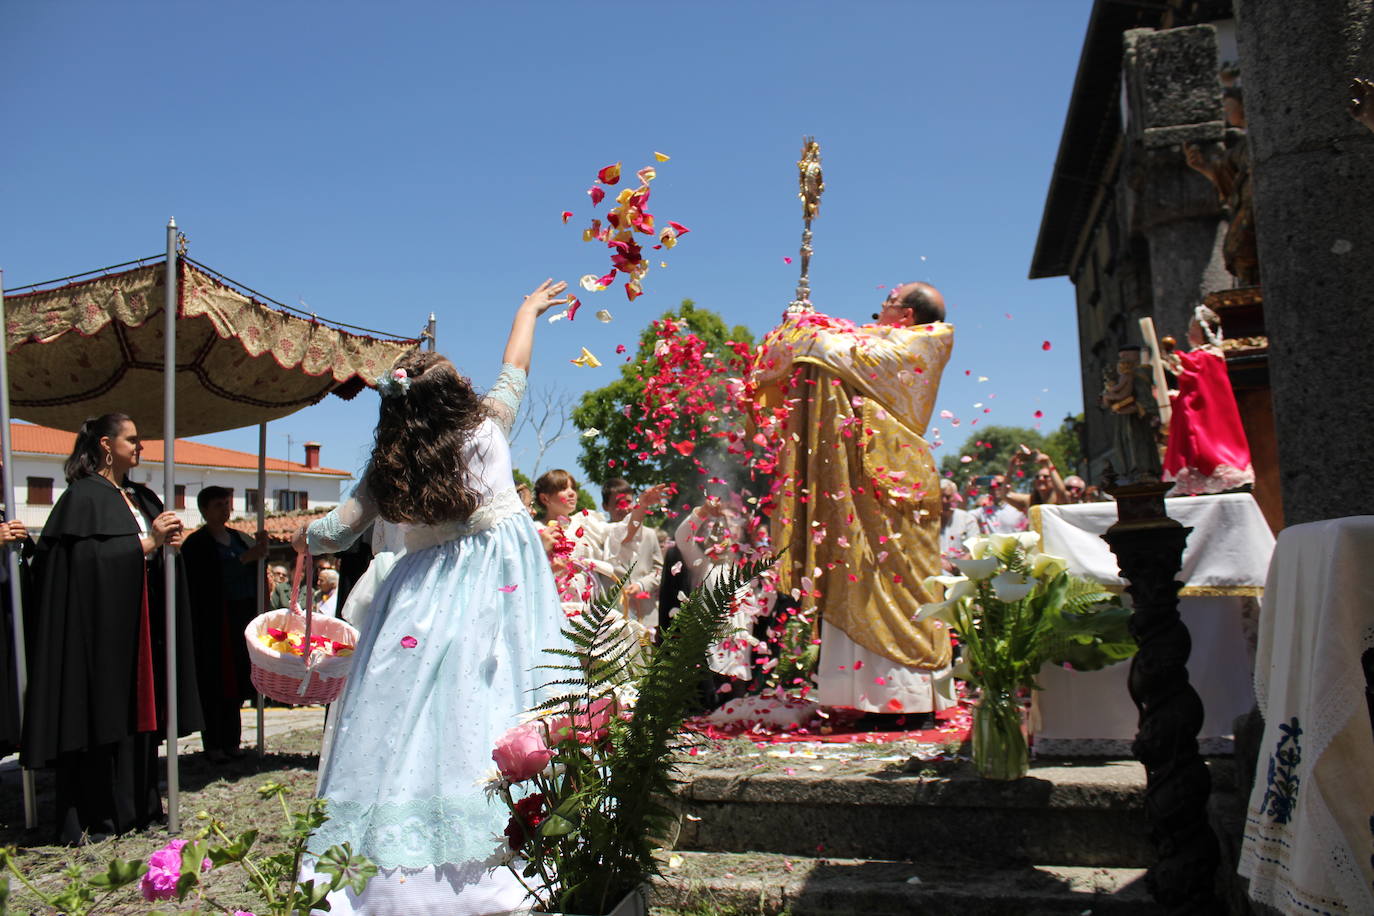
[786,137,824,315]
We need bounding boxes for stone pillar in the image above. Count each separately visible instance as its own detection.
[1235,1,1374,525]
[1122,25,1233,340]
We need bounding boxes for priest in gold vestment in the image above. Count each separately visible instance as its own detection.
[751,283,955,715]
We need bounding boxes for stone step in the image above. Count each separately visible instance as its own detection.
[651,851,1157,916]
[675,756,1157,867]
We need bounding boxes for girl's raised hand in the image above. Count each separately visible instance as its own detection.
[520,279,571,317]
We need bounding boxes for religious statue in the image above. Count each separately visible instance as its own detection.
[1184,64,1260,286]
[1099,345,1162,484]
[1160,305,1254,494]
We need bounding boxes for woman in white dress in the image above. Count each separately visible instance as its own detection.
[295,280,571,915]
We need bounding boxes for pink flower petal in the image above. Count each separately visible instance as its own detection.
[498,584,519,593]
[400,635,418,649]
[588,186,606,206]
[1042,340,1052,351]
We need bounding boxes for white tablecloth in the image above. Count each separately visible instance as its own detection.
[1030,494,1274,754]
[1239,516,1374,915]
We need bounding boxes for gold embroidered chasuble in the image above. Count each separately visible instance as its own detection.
[752,313,954,669]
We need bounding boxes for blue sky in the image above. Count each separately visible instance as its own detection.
[1,1,1091,487]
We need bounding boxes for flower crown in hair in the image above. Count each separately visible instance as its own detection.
[375,368,412,398]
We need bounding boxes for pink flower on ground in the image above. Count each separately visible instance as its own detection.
[492,722,554,782]
[140,838,210,902]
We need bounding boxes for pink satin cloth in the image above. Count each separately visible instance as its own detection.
[1163,348,1254,494]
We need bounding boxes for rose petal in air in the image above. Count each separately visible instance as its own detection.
[1042,340,1052,351]
[597,163,622,185]
[654,151,671,162]
[595,309,613,323]
[588,186,606,206]
[561,211,573,224]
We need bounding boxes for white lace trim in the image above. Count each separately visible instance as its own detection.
[1165,462,1254,496]
[402,487,528,554]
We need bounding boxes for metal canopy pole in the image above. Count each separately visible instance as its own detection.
[0,270,38,829]
[256,422,267,756]
[163,219,181,832]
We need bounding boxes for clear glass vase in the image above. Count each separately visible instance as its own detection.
[971,686,1029,780]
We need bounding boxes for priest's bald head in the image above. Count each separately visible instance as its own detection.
[874,282,946,327]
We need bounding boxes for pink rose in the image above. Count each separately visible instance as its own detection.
[492,723,553,782]
[140,839,210,901]
[546,697,615,745]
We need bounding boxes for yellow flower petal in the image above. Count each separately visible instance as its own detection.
[570,347,602,368]
[654,151,671,162]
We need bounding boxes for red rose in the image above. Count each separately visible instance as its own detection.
[504,792,547,850]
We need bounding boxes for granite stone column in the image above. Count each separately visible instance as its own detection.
[1235,1,1374,524]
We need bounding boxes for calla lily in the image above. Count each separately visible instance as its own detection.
[915,597,959,624]
[988,532,1020,556]
[963,536,991,560]
[1030,552,1069,580]
[922,575,974,603]
[991,572,1035,602]
[954,556,1000,581]
[949,655,974,682]
[1016,531,1042,552]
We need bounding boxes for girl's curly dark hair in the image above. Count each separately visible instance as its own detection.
[367,351,489,525]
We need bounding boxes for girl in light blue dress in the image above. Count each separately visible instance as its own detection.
[295,280,571,915]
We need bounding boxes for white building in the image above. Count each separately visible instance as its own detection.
[6,422,352,533]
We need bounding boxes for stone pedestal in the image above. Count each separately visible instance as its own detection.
[1235,1,1374,525]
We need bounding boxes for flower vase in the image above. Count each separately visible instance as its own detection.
[971,687,1029,780]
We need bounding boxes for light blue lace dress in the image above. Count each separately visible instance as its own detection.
[300,365,565,915]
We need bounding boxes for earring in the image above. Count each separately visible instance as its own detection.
[104,451,113,467]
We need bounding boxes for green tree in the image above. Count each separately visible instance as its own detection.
[573,300,754,495]
[1042,413,1085,478]
[940,419,1083,491]
[940,425,1047,490]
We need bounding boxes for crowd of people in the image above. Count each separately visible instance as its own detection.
[0,272,1132,916]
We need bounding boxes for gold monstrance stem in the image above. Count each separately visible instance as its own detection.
[786,137,824,315]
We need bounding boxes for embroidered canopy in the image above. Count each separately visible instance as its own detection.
[3,258,419,438]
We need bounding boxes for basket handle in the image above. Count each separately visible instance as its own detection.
[290,552,318,675]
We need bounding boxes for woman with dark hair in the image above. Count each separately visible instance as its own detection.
[21,412,202,843]
[294,280,572,914]
[533,468,611,614]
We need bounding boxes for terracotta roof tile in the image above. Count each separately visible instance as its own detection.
[227,511,331,543]
[9,422,351,477]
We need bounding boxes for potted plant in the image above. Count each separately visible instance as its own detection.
[918,531,1135,780]
[488,556,773,916]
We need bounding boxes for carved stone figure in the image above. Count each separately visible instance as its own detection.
[1184,69,1259,286]
[1100,345,1162,483]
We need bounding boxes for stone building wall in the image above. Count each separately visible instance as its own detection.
[1064,24,1234,479]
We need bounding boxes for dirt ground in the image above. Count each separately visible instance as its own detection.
[0,727,325,915]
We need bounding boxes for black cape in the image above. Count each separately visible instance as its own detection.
[0,536,33,754]
[21,476,202,768]
[181,526,257,706]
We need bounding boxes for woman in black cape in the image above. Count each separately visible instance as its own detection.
[0,517,34,754]
[21,413,202,843]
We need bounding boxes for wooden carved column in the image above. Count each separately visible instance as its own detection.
[1102,482,1219,913]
